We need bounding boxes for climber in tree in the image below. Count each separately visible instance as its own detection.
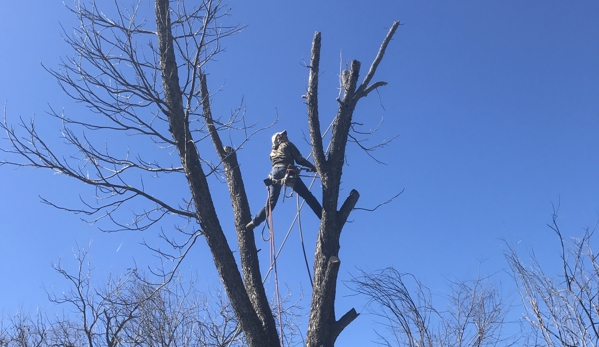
[246,130,322,229]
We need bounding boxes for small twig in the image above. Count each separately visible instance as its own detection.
[354,189,404,212]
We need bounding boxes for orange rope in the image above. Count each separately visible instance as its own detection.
[267,185,284,347]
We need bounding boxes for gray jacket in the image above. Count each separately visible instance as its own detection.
[270,141,315,169]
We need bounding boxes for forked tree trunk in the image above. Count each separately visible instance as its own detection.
[157,0,398,344]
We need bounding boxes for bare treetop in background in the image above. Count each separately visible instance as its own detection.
[352,268,518,347]
[507,211,599,347]
[0,0,399,345]
[0,248,248,347]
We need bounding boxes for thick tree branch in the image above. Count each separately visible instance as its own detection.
[356,81,388,99]
[199,73,279,345]
[337,189,360,228]
[332,308,359,343]
[306,32,327,171]
[327,59,360,182]
[155,1,273,346]
[356,21,400,97]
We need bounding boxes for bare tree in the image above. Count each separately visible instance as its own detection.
[351,268,518,347]
[0,312,52,347]
[0,0,399,345]
[0,247,249,347]
[506,209,599,347]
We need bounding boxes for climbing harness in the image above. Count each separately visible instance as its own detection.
[281,165,298,201]
[261,164,319,290]
[265,165,299,187]
[266,165,319,186]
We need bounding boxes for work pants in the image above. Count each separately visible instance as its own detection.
[251,166,322,227]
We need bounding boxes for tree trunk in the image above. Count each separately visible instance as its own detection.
[305,21,399,346]
[154,1,277,346]
[200,74,280,345]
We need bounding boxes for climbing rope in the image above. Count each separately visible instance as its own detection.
[266,185,285,347]
[261,167,318,287]
[296,193,314,288]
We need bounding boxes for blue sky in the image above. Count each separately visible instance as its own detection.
[1,0,598,345]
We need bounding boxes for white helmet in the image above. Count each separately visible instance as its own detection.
[271,130,287,145]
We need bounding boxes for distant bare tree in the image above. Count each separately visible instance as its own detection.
[0,246,246,347]
[0,0,399,345]
[506,209,599,347]
[351,268,518,347]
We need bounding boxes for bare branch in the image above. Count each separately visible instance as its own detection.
[354,189,404,212]
[356,21,400,98]
[506,212,599,346]
[351,268,518,347]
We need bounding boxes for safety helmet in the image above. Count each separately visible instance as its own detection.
[271,130,287,145]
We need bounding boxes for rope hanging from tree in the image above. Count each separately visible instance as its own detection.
[261,168,319,287]
[266,185,284,347]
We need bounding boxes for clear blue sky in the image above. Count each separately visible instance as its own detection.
[1,0,598,345]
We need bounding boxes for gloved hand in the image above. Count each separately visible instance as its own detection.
[305,166,316,173]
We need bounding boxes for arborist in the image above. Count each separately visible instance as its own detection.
[246,130,322,229]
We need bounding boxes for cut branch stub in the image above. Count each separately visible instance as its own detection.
[338,189,360,229]
[332,308,359,343]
